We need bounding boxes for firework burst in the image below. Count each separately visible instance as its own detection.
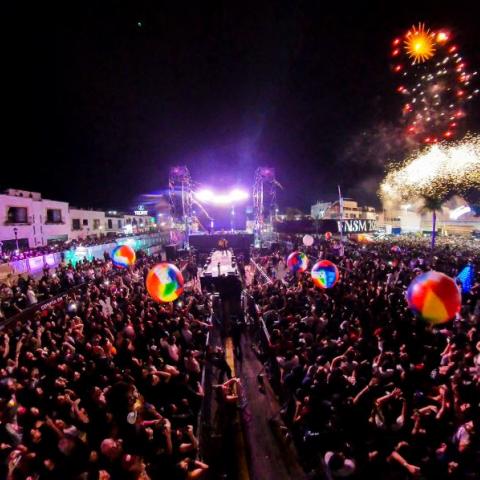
[379,135,480,203]
[391,23,478,144]
[404,23,436,64]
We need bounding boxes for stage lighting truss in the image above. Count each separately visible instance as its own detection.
[253,167,281,244]
[168,166,193,247]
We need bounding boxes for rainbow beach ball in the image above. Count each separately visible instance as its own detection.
[407,271,461,325]
[146,263,184,303]
[287,251,308,273]
[112,245,136,268]
[311,260,339,289]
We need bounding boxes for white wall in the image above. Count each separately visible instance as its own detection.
[105,215,124,234]
[40,199,70,244]
[69,209,106,240]
[0,194,70,248]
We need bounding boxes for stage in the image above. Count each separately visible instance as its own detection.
[200,249,242,299]
[203,249,238,277]
[189,232,253,259]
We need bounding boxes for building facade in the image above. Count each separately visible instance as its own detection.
[379,196,480,235]
[0,189,70,249]
[311,198,377,221]
[69,208,107,240]
[0,189,161,251]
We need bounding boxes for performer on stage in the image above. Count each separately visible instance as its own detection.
[218,237,229,256]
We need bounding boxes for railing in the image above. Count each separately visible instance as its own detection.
[196,327,214,461]
[3,232,172,277]
[249,257,273,285]
[0,281,89,331]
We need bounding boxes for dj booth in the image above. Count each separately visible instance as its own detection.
[200,249,243,299]
[189,233,253,258]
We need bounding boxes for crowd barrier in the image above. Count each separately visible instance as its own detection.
[0,281,89,331]
[3,232,173,279]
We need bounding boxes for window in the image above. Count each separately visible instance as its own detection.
[93,219,100,230]
[83,219,88,226]
[72,219,81,230]
[46,208,62,223]
[118,220,122,228]
[108,219,113,229]
[7,207,28,224]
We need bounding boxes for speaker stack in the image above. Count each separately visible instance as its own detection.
[165,244,177,262]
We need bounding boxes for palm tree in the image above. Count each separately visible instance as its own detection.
[420,196,445,250]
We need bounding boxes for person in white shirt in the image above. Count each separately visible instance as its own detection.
[26,285,37,305]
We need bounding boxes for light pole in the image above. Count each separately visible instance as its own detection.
[13,227,19,251]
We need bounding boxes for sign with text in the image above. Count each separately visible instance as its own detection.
[275,218,377,234]
[337,219,377,233]
[134,205,148,216]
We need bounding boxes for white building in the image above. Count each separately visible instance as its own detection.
[0,189,70,249]
[0,189,162,252]
[379,196,480,235]
[104,211,124,235]
[311,198,377,221]
[69,208,107,240]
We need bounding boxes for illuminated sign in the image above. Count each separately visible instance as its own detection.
[449,205,471,220]
[275,219,377,234]
[337,219,377,233]
[134,205,148,216]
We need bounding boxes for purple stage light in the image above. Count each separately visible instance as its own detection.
[194,188,249,205]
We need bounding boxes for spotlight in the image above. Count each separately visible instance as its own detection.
[194,188,249,205]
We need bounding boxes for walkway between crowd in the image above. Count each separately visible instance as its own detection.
[233,333,306,480]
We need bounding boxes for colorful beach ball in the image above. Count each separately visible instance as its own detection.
[146,263,184,303]
[303,234,314,247]
[407,271,461,325]
[112,245,136,268]
[325,232,332,241]
[391,245,402,253]
[311,260,339,289]
[287,251,308,273]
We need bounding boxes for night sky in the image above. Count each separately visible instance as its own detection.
[5,1,480,211]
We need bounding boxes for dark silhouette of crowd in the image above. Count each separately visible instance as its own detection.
[0,253,210,480]
[248,238,480,479]
[0,233,148,264]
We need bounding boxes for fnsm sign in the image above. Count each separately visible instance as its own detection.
[337,219,377,233]
[275,218,377,234]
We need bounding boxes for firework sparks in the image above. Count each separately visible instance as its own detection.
[379,136,480,203]
[404,23,436,64]
[391,24,478,144]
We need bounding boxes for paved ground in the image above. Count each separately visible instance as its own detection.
[235,334,306,480]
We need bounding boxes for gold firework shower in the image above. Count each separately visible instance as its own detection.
[379,136,480,203]
[404,23,436,64]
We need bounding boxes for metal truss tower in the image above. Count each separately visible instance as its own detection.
[169,166,193,249]
[252,167,279,246]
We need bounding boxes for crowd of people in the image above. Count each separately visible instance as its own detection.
[0,233,146,264]
[1,232,480,479]
[0,251,211,480]
[248,237,480,478]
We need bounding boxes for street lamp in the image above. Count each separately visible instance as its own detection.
[13,227,19,251]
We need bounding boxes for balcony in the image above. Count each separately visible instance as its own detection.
[4,221,31,226]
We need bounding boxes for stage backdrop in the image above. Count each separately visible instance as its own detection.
[189,233,253,256]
